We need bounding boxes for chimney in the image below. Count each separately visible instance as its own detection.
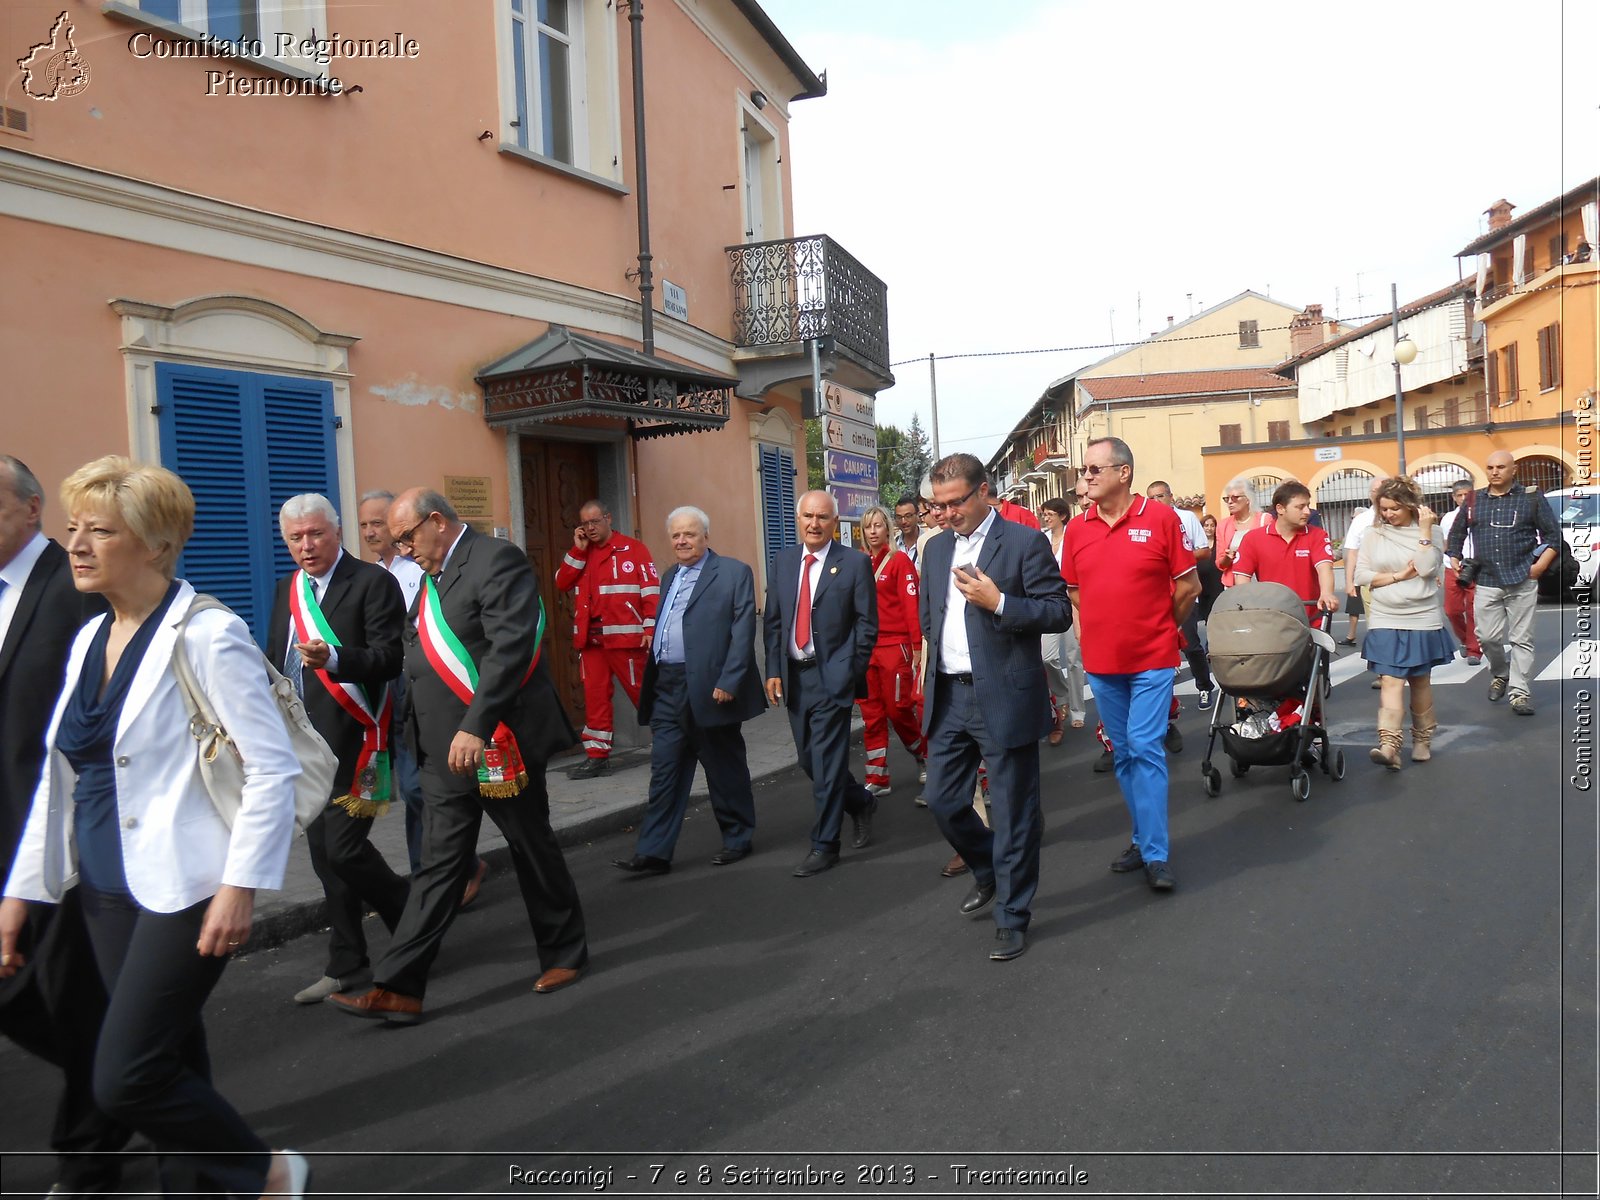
[1486,199,1515,231]
[1289,303,1327,357]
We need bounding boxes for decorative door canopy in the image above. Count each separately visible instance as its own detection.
[477,326,735,439]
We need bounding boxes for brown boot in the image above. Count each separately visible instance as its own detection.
[1369,705,1404,770]
[1410,705,1437,763]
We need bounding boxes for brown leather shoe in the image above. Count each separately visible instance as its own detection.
[534,967,582,994]
[325,987,422,1025]
[459,858,489,909]
[940,853,970,878]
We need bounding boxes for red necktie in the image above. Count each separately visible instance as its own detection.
[795,553,816,650]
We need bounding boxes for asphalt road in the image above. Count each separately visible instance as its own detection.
[3,605,1595,1198]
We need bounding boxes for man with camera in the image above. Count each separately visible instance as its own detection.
[1445,451,1561,716]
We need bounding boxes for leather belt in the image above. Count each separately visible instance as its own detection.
[793,656,819,669]
[938,671,975,686]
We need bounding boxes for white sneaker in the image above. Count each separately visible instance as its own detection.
[865,783,891,797]
[918,765,927,783]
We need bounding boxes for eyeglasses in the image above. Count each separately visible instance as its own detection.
[392,514,432,550]
[579,516,608,527]
[927,484,981,512]
[1081,464,1127,477]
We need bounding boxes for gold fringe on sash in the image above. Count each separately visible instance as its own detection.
[477,772,528,799]
[331,793,390,819]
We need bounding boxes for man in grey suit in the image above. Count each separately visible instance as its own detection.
[763,491,878,878]
[614,506,766,874]
[920,454,1071,962]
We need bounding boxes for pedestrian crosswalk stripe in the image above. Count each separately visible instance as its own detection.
[1535,640,1598,681]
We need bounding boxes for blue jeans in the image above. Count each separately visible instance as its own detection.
[1088,668,1175,864]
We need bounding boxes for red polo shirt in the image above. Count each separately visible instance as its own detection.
[1061,496,1196,674]
[1232,523,1334,618]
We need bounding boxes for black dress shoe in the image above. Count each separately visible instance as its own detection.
[612,854,671,875]
[849,795,878,849]
[792,849,839,877]
[990,928,1027,961]
[1093,748,1114,773]
[710,845,751,866]
[959,881,996,915]
[1109,842,1144,873]
[1144,860,1176,891]
[567,757,612,779]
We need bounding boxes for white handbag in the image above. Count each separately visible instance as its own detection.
[170,595,336,834]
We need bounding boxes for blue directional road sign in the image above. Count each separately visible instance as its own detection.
[825,449,879,490]
[830,484,879,521]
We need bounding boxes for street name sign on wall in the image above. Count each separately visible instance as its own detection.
[825,449,878,489]
[1314,446,1344,463]
[661,279,688,321]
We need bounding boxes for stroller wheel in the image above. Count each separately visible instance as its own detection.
[1327,748,1346,782]
[1290,769,1312,802]
[1230,760,1250,778]
[1202,767,1221,797]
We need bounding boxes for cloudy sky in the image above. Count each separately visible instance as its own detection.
[760,0,1599,464]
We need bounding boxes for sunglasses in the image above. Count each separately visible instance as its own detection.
[1081,464,1127,477]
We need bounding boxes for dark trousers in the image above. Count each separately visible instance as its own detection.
[787,661,872,853]
[1180,609,1213,692]
[374,755,588,999]
[0,889,131,1192]
[392,674,426,874]
[305,802,410,979]
[78,887,269,1200]
[634,664,756,860]
[924,676,1043,931]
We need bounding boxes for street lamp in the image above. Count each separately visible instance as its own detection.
[1390,282,1419,476]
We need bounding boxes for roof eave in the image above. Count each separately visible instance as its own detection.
[730,0,827,101]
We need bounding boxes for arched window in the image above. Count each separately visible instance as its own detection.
[1247,474,1284,512]
[1316,468,1376,546]
[1517,455,1570,493]
[1412,462,1475,516]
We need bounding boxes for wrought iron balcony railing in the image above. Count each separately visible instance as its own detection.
[727,234,891,376]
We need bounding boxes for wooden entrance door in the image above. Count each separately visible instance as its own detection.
[520,438,599,732]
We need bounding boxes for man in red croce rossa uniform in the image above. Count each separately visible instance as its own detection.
[554,500,659,779]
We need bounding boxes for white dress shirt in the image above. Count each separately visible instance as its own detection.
[1439,507,1475,560]
[789,540,830,659]
[0,530,48,651]
[940,507,999,674]
[291,549,343,674]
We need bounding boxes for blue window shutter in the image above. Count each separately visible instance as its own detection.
[156,363,337,646]
[261,377,339,589]
[759,444,798,569]
[157,363,266,634]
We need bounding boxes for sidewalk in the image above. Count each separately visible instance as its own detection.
[248,703,823,950]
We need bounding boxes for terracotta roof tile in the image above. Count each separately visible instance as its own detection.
[1078,368,1294,402]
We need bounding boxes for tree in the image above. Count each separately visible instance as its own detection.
[891,412,933,501]
[875,423,906,505]
[804,419,825,492]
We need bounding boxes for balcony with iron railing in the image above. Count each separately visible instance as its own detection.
[726,234,894,399]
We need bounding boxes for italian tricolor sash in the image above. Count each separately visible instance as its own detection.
[415,575,544,798]
[288,570,393,817]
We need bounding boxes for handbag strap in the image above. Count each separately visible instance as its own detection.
[170,594,235,736]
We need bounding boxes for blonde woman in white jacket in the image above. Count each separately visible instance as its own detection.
[0,458,310,1200]
[1353,475,1456,770]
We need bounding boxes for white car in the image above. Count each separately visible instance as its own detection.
[1545,486,1600,585]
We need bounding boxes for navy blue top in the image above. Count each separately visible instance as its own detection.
[59,583,178,896]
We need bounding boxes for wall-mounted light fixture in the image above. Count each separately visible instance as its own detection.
[751,90,768,110]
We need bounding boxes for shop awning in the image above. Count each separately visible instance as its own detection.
[477,326,736,439]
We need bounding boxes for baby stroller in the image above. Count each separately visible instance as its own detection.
[1199,581,1345,802]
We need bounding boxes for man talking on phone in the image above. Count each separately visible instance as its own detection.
[918,456,1070,962]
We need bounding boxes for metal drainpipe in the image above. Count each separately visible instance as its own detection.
[627,1,654,354]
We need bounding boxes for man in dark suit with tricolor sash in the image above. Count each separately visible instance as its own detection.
[330,488,588,1024]
[268,493,409,1005]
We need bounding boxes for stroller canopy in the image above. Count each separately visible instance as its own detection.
[1207,581,1314,696]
